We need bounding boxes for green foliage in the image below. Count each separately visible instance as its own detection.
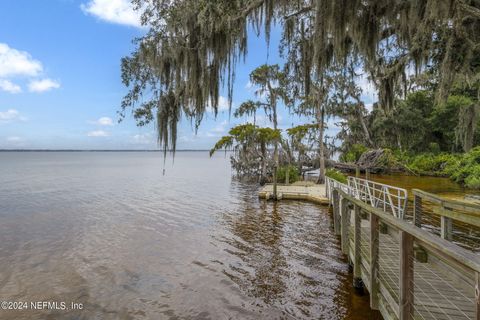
[286,124,317,138]
[430,95,475,152]
[428,143,441,154]
[403,148,480,189]
[209,136,233,157]
[120,0,480,156]
[370,91,435,152]
[233,100,262,123]
[277,165,299,184]
[376,149,399,167]
[407,153,459,175]
[340,144,368,163]
[325,169,348,184]
[465,172,480,189]
[445,147,480,188]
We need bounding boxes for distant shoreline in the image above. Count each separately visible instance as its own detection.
[0,149,219,152]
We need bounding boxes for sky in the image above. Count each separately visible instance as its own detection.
[0,0,378,150]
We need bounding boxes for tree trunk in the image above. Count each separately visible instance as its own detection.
[317,104,326,184]
[272,95,279,200]
[265,81,280,200]
[357,107,374,147]
[260,142,267,185]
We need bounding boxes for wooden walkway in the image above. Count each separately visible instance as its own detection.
[332,187,480,320]
[258,182,329,204]
[258,178,480,319]
[351,219,476,319]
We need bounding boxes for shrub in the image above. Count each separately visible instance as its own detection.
[428,142,441,154]
[277,165,299,183]
[404,147,480,189]
[447,147,480,189]
[326,169,348,184]
[408,153,459,175]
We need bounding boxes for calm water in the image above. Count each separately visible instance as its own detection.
[367,173,480,201]
[0,152,378,320]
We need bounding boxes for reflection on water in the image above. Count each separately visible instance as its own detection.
[0,152,379,319]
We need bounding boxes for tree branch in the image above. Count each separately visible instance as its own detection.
[284,6,313,20]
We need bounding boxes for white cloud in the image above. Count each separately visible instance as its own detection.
[210,120,228,134]
[0,109,23,122]
[0,43,43,78]
[207,96,232,113]
[0,44,59,95]
[6,136,23,142]
[28,79,60,93]
[0,79,21,94]
[132,133,154,144]
[87,130,109,137]
[91,116,114,126]
[81,0,142,28]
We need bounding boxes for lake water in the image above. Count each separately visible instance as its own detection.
[0,152,379,319]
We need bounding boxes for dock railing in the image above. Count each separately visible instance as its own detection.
[412,189,480,252]
[333,188,480,320]
[326,176,408,219]
[348,176,408,219]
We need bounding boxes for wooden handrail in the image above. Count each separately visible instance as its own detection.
[337,188,480,273]
[413,189,480,215]
[412,188,480,241]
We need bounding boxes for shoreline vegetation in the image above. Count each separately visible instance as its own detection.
[331,147,480,190]
[118,1,480,199]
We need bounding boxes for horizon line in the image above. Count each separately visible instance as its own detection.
[0,149,220,152]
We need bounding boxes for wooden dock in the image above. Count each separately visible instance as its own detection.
[331,181,480,320]
[259,177,480,319]
[258,182,329,204]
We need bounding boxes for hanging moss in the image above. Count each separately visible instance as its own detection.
[121,0,480,152]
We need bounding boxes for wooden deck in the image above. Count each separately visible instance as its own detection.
[258,182,329,204]
[349,218,476,319]
[333,189,480,320]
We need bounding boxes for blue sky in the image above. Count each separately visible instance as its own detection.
[0,0,377,150]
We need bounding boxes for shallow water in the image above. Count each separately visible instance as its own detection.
[0,152,379,319]
[365,173,480,201]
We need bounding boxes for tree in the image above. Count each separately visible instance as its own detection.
[121,0,480,155]
[256,127,281,184]
[234,100,262,125]
[286,124,318,176]
[295,81,331,184]
[210,124,280,183]
[248,64,290,199]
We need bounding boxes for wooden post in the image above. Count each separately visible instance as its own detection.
[333,190,340,235]
[366,168,371,180]
[475,272,479,320]
[335,197,342,236]
[370,213,379,310]
[413,194,422,228]
[356,166,360,178]
[341,198,349,254]
[353,204,363,290]
[399,231,414,320]
[441,207,453,241]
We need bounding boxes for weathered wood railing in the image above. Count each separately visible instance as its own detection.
[413,189,480,251]
[332,186,480,320]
